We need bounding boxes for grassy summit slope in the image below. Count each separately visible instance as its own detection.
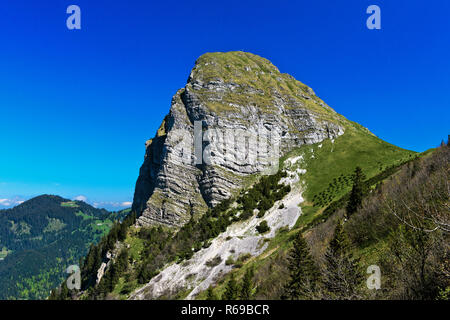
[189,51,347,125]
[289,125,416,226]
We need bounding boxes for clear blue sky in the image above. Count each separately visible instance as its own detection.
[0,0,449,209]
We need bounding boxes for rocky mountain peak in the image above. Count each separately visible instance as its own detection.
[132,51,346,227]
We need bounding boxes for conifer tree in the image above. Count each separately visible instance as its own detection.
[59,282,69,300]
[323,220,362,299]
[118,222,127,242]
[240,267,254,300]
[223,273,239,300]
[116,249,129,274]
[346,166,366,216]
[48,289,58,300]
[284,232,320,299]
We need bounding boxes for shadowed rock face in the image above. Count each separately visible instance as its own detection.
[132,51,346,227]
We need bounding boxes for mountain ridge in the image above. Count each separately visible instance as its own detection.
[0,194,128,299]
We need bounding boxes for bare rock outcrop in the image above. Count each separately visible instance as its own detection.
[132,51,346,227]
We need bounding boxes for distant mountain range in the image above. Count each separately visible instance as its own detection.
[0,195,129,299]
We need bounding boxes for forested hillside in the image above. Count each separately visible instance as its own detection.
[0,195,129,299]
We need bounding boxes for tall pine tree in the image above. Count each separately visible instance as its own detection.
[240,267,254,300]
[346,166,366,216]
[323,220,362,299]
[283,232,320,299]
[223,273,239,300]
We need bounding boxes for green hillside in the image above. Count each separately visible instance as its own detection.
[194,126,419,299]
[0,195,130,299]
[290,124,416,226]
[191,51,343,125]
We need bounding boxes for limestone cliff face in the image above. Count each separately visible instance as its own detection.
[132,51,347,227]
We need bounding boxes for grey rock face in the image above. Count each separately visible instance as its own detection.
[132,52,346,227]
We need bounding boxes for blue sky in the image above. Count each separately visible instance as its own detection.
[0,0,449,209]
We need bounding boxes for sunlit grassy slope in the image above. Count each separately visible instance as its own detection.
[190,51,346,125]
[195,124,417,299]
[290,124,416,226]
